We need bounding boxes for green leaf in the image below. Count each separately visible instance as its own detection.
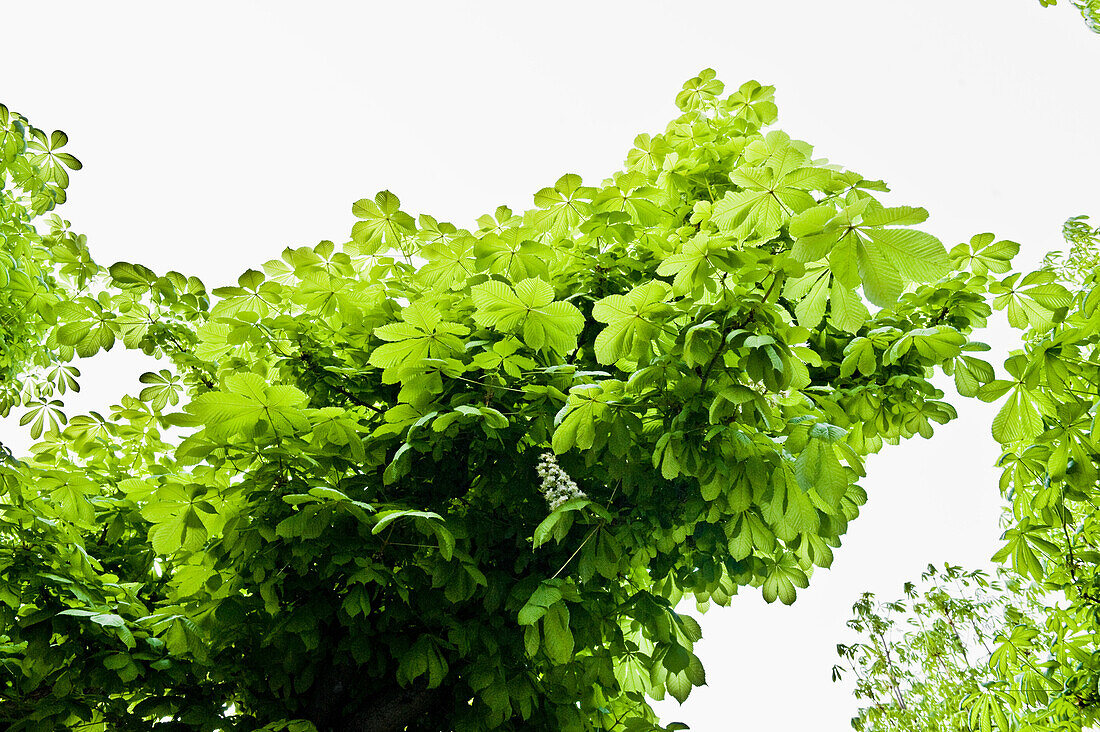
[351,190,416,252]
[474,230,552,281]
[991,387,1045,444]
[784,263,830,328]
[372,509,444,535]
[552,384,617,454]
[142,483,216,554]
[530,173,596,239]
[761,552,809,605]
[828,280,869,333]
[591,281,673,365]
[713,161,825,238]
[990,270,1072,329]
[949,233,1019,275]
[185,373,310,440]
[541,602,574,665]
[532,511,563,549]
[471,278,584,354]
[369,301,470,382]
[839,338,876,378]
[656,232,740,297]
[794,440,847,509]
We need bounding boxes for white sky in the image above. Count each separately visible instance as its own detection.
[3,2,1099,728]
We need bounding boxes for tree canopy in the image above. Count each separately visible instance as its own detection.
[0,71,1074,731]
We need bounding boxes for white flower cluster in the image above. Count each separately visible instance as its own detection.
[535,452,586,511]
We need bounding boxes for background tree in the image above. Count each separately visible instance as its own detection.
[837,221,1100,730]
[834,564,1053,732]
[0,104,94,449]
[970,219,1100,727]
[0,71,1065,731]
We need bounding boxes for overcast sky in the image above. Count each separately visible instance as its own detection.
[4,2,1099,728]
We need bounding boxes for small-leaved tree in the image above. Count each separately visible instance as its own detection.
[835,564,1054,731]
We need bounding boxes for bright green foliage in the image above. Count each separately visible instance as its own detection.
[0,105,93,433]
[840,223,1100,730]
[974,226,1100,727]
[835,564,1054,732]
[0,71,1026,730]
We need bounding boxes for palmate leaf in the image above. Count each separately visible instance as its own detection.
[978,353,1052,445]
[541,602,574,666]
[141,483,219,555]
[794,437,847,509]
[992,520,1060,582]
[39,471,95,525]
[762,465,820,541]
[675,67,724,111]
[829,280,870,333]
[948,354,996,398]
[783,262,869,332]
[476,204,523,234]
[591,281,673,365]
[579,210,635,248]
[722,80,779,127]
[18,398,67,439]
[864,228,950,282]
[625,133,672,175]
[56,295,118,358]
[473,229,552,281]
[418,235,476,291]
[839,337,876,378]
[592,170,665,226]
[784,263,830,327]
[351,190,416,253]
[139,369,183,411]
[309,407,368,461]
[613,651,654,695]
[989,270,1073,329]
[552,383,617,454]
[882,326,967,365]
[529,173,596,240]
[712,155,828,239]
[26,128,82,188]
[471,278,583,354]
[662,653,706,703]
[965,690,1012,732]
[949,232,1020,276]
[185,372,310,440]
[761,551,809,605]
[369,300,470,381]
[656,231,740,297]
[990,387,1045,444]
[790,199,950,307]
[723,516,763,559]
[742,130,812,177]
[397,636,449,690]
[210,268,280,318]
